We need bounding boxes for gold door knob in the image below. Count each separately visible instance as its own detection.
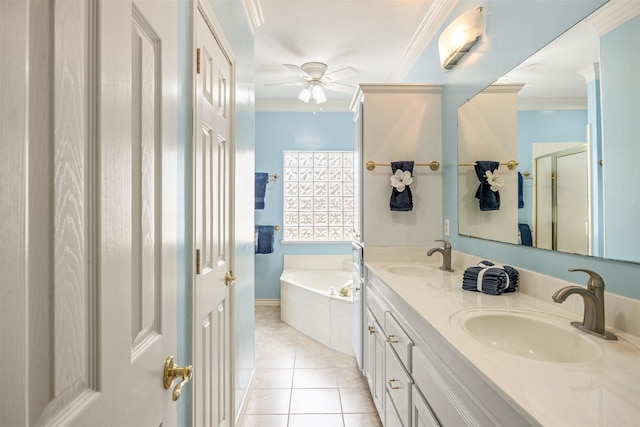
[163,356,192,401]
[225,270,237,286]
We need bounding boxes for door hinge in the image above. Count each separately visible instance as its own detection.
[196,48,201,74]
[195,249,201,274]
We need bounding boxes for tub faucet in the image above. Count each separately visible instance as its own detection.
[427,240,453,272]
[339,283,353,297]
[552,269,617,340]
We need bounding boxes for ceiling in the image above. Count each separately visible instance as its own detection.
[252,0,456,112]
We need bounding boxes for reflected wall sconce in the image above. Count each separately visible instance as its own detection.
[438,6,485,70]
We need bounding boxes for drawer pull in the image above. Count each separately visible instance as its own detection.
[368,325,376,334]
[388,334,399,344]
[388,379,401,390]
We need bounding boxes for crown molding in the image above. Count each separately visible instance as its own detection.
[242,0,264,36]
[256,98,351,112]
[578,62,600,82]
[387,0,459,82]
[584,0,640,36]
[483,84,525,94]
[358,83,443,94]
[517,97,587,111]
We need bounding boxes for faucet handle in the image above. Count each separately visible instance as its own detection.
[434,239,451,249]
[569,268,605,290]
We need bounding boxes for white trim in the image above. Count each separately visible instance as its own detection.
[254,299,281,306]
[578,63,600,82]
[357,83,443,94]
[234,367,256,427]
[585,0,640,36]
[241,0,264,36]
[196,0,236,64]
[388,0,459,82]
[482,84,525,94]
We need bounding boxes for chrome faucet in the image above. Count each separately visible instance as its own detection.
[427,239,453,272]
[552,269,617,340]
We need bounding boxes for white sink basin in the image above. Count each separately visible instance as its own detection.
[451,308,601,363]
[383,263,438,278]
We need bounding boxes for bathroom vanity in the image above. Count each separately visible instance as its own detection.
[360,251,640,426]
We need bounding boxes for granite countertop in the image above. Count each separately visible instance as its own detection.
[365,259,640,427]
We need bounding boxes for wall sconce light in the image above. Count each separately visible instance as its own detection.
[438,6,485,70]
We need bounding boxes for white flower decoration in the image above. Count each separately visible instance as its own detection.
[390,170,413,192]
[485,170,504,192]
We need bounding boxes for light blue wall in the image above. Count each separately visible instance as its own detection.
[255,112,353,299]
[600,15,640,263]
[405,0,640,299]
[516,109,587,227]
[208,0,257,418]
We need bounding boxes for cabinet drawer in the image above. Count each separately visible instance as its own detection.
[411,384,440,427]
[413,347,495,426]
[386,342,412,427]
[385,391,404,427]
[366,285,388,327]
[385,312,413,372]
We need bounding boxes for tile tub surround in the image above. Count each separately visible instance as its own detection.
[365,250,640,426]
[239,305,382,427]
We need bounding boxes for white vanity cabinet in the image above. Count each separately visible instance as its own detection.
[363,269,535,427]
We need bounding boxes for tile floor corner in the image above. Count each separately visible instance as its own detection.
[238,305,383,427]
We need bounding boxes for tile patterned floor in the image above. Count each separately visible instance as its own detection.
[239,305,382,427]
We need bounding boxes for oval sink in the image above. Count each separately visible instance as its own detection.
[383,264,437,278]
[451,308,601,363]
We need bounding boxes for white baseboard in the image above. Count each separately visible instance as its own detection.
[254,298,280,306]
[234,367,256,427]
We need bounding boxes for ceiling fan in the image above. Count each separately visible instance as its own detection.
[266,62,358,104]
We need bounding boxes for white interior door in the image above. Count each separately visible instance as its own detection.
[193,3,235,426]
[1,0,179,425]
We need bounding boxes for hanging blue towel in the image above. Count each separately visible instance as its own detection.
[518,172,524,208]
[255,172,269,210]
[518,223,533,247]
[255,225,275,254]
[390,161,414,211]
[474,161,501,211]
[462,260,519,295]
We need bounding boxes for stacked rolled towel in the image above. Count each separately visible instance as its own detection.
[462,261,519,295]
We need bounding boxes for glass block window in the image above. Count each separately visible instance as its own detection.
[283,151,354,242]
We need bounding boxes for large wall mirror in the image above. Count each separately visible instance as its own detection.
[458,0,640,265]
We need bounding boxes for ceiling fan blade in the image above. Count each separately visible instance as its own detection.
[264,81,307,87]
[322,82,356,94]
[322,66,358,82]
[283,64,311,80]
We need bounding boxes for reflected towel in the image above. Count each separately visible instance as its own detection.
[462,260,519,295]
[390,161,414,211]
[255,225,275,254]
[519,223,533,247]
[255,172,269,209]
[474,161,501,211]
[518,172,524,209]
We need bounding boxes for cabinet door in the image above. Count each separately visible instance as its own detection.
[385,391,405,427]
[412,385,440,427]
[364,308,385,418]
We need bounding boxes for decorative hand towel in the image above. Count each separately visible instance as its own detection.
[255,172,269,210]
[255,225,275,254]
[389,161,414,211]
[462,260,519,295]
[474,161,502,211]
[518,172,524,208]
[518,223,533,247]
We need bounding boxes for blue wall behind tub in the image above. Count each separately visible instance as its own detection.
[255,112,353,300]
[404,0,640,300]
[516,109,588,227]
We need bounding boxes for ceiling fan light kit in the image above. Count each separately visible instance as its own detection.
[268,61,359,104]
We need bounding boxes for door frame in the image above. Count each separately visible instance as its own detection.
[191,0,237,422]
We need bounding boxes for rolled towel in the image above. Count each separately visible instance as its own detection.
[462,261,519,295]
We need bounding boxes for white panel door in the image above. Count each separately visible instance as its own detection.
[193,4,234,427]
[0,0,179,425]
